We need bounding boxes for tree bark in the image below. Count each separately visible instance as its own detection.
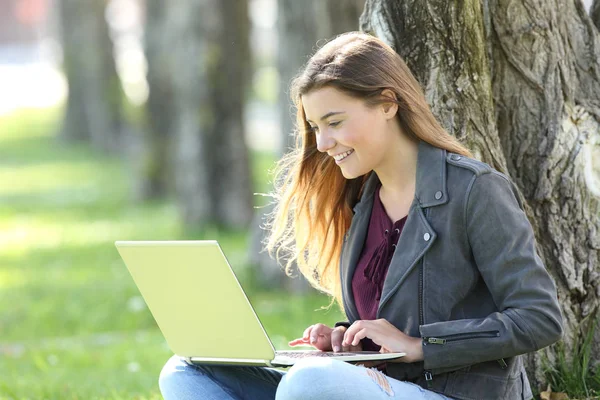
[486,0,600,383]
[360,0,600,389]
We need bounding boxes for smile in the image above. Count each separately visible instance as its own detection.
[333,149,354,162]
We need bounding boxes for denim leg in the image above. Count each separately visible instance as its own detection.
[159,355,287,400]
[275,358,455,400]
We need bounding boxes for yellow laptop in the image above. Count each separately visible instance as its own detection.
[114,240,405,367]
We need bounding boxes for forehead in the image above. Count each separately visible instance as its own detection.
[301,87,359,120]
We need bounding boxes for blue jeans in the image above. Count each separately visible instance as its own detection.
[159,355,455,400]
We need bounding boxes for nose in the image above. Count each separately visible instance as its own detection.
[315,131,336,153]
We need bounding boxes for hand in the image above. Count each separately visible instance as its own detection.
[288,323,363,352]
[343,319,424,363]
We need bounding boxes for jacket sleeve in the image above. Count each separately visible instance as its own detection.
[419,171,564,370]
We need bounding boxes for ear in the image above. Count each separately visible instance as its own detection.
[380,89,398,119]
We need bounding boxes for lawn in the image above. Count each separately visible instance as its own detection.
[0,108,344,399]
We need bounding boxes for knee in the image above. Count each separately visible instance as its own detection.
[158,355,193,394]
[276,358,340,400]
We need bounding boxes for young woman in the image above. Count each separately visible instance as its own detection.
[159,31,563,400]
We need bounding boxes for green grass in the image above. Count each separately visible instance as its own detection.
[0,108,343,399]
[542,312,600,399]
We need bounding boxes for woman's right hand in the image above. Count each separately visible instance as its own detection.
[288,323,363,352]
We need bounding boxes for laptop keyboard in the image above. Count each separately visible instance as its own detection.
[275,350,377,358]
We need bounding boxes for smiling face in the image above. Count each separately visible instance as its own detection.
[301,86,399,179]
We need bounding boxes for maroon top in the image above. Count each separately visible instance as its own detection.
[352,182,407,355]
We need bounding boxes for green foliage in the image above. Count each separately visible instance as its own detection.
[542,311,600,399]
[0,108,342,398]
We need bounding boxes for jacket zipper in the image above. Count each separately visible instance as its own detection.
[424,330,507,370]
[420,209,431,388]
[424,330,500,344]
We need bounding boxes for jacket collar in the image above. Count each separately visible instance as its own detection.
[352,140,448,215]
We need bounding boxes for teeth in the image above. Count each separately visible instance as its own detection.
[334,150,354,161]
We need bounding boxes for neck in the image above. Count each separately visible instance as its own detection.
[374,136,418,200]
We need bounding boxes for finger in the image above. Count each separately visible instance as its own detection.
[342,342,362,352]
[302,325,315,340]
[342,324,360,347]
[309,323,327,344]
[349,343,362,352]
[330,327,346,352]
[341,336,358,352]
[288,338,310,346]
[351,328,367,346]
[312,335,332,351]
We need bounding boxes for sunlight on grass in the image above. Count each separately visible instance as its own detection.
[0,161,112,195]
[0,203,180,251]
[0,106,62,141]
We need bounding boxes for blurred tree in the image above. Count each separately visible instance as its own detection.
[146,0,253,229]
[592,0,600,29]
[361,0,600,389]
[58,0,124,152]
[135,0,174,199]
[248,0,366,294]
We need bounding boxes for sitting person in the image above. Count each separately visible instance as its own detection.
[158,31,563,400]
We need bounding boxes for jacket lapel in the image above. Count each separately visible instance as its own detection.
[340,140,449,321]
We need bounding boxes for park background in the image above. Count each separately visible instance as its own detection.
[1,0,599,399]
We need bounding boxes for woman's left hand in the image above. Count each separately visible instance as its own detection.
[343,318,424,364]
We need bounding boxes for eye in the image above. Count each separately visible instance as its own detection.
[329,121,340,127]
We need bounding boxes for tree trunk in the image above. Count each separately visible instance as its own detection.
[97,0,125,153]
[360,0,600,389]
[58,0,91,142]
[136,0,174,200]
[486,0,600,384]
[58,0,124,152]
[209,0,254,228]
[167,0,253,230]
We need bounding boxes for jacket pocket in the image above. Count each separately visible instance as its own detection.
[444,370,514,400]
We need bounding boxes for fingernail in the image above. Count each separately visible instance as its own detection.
[334,345,340,352]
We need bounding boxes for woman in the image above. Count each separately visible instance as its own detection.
[159,31,563,400]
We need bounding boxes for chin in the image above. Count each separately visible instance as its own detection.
[340,169,362,180]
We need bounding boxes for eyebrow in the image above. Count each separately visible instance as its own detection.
[306,111,345,123]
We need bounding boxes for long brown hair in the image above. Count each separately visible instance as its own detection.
[262,31,473,313]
